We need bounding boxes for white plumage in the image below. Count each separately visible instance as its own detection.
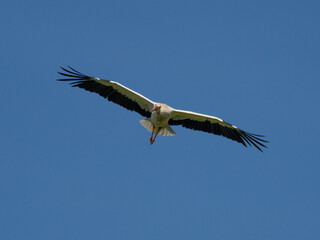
[58,66,268,151]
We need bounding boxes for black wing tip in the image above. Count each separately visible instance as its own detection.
[168,119,268,152]
[57,66,88,82]
[239,129,268,152]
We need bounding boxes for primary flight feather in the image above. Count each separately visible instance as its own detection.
[58,66,268,151]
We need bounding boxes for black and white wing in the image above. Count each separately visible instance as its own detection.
[57,66,154,118]
[169,109,268,151]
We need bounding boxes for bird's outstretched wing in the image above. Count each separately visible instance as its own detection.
[169,109,268,151]
[57,66,154,118]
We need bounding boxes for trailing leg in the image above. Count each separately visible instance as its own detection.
[150,128,161,145]
[150,125,155,145]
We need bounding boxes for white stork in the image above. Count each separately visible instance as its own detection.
[58,66,268,151]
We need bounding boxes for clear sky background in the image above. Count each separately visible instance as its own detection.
[1,0,319,239]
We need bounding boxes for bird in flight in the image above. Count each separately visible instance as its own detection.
[58,66,268,151]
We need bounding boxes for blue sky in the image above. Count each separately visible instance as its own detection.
[1,0,320,239]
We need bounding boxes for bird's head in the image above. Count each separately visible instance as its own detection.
[151,105,161,112]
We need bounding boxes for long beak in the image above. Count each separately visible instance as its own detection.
[150,106,158,112]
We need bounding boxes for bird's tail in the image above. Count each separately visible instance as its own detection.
[139,119,175,136]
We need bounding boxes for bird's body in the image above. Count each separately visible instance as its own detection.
[144,104,175,143]
[58,66,268,151]
[150,104,172,127]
